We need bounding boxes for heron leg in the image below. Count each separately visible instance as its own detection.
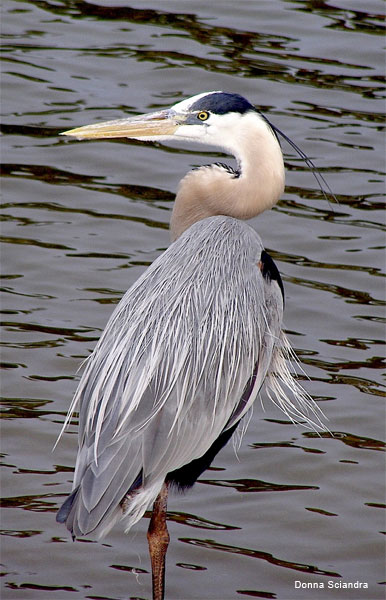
[147,482,169,600]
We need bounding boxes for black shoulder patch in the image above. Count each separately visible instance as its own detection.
[192,162,240,178]
[213,162,240,177]
[260,250,285,304]
[190,92,255,116]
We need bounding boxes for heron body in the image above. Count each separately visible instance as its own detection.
[57,91,321,598]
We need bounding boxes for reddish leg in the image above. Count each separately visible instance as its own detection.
[147,482,169,600]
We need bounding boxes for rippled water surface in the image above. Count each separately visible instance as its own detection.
[1,1,385,599]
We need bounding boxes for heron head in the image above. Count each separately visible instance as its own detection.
[60,90,334,206]
[60,91,269,150]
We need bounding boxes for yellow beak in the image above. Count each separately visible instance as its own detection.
[60,109,181,140]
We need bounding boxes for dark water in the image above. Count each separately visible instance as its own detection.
[1,1,385,599]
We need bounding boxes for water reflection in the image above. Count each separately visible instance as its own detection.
[237,590,276,599]
[2,0,385,598]
[305,431,386,451]
[5,583,78,593]
[293,0,385,36]
[200,478,318,493]
[1,492,58,512]
[166,510,240,531]
[1,397,57,419]
[180,537,341,578]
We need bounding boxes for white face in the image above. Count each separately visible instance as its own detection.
[169,97,271,160]
[173,111,244,145]
[168,91,223,143]
[62,90,273,157]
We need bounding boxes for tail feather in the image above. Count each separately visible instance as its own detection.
[56,487,79,524]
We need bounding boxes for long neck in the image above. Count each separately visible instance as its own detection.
[170,113,285,241]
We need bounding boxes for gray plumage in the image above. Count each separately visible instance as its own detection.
[56,91,323,542]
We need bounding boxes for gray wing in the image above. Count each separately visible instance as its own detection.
[58,216,284,539]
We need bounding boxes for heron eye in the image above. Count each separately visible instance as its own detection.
[197,111,209,121]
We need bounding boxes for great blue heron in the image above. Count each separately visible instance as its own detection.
[56,91,324,600]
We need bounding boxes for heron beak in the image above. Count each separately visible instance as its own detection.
[60,109,182,140]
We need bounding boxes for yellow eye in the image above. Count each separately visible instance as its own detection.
[197,111,209,121]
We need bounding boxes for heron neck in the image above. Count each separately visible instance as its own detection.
[170,118,285,241]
